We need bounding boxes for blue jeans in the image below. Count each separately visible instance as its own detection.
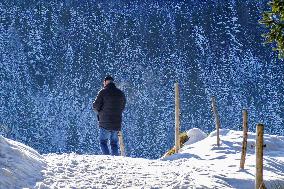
[99,127,119,156]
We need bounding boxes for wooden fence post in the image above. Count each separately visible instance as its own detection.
[240,109,248,169]
[175,83,180,153]
[211,96,221,147]
[256,124,265,189]
[118,131,125,156]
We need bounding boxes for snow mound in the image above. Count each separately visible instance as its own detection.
[184,128,207,145]
[164,129,284,188]
[208,128,231,137]
[0,135,46,189]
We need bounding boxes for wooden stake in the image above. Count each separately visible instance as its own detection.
[118,131,125,156]
[240,109,248,169]
[256,124,265,189]
[175,83,180,153]
[211,96,221,147]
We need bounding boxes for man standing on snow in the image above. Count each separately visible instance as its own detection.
[93,75,126,156]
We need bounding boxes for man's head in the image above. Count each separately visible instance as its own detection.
[103,75,114,87]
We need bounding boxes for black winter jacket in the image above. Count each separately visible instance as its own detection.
[93,82,126,131]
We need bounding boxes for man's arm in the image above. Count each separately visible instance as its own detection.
[93,90,104,113]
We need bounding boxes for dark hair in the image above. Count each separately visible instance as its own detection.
[104,75,114,82]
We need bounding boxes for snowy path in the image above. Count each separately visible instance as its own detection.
[38,154,199,189]
[35,129,284,189]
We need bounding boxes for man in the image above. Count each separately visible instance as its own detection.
[93,75,126,156]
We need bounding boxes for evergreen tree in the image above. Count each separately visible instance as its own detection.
[259,0,284,59]
[66,121,80,153]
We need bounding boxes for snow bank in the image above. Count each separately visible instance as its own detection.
[184,128,207,145]
[164,129,284,188]
[0,135,46,189]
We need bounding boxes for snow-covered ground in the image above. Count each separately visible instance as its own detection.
[0,136,46,189]
[1,129,284,189]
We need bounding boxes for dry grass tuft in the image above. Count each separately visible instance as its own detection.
[163,132,189,158]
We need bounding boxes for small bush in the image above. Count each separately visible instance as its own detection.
[163,132,189,158]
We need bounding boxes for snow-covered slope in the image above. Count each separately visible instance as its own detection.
[2,1,284,160]
[164,129,284,188]
[0,136,46,189]
[1,129,284,189]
